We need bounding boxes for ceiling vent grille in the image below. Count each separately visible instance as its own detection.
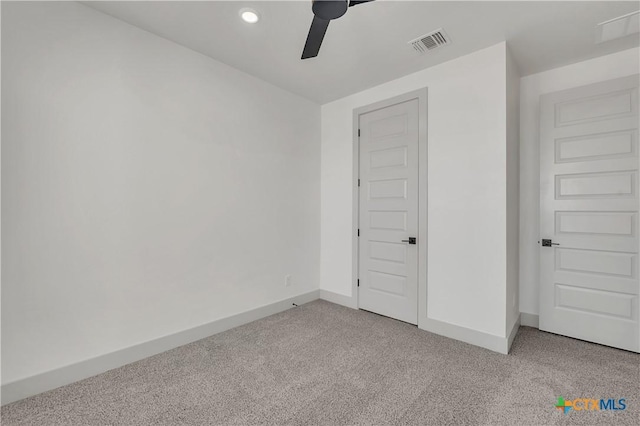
[596,11,639,43]
[409,29,451,53]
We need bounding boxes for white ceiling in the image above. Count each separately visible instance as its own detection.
[84,1,640,103]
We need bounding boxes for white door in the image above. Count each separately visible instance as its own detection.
[539,74,639,352]
[358,98,419,324]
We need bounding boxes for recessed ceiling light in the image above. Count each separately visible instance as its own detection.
[240,8,259,24]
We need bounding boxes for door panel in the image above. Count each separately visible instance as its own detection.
[555,171,636,199]
[555,89,636,125]
[540,74,640,352]
[358,98,419,324]
[555,284,635,319]
[555,130,636,163]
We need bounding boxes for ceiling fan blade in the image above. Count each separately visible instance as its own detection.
[301,16,330,59]
[349,0,374,7]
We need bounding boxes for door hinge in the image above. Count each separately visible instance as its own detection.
[357,229,360,237]
[357,279,360,287]
[358,179,360,187]
[358,129,361,137]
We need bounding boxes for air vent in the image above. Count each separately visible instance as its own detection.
[596,11,639,43]
[409,29,451,53]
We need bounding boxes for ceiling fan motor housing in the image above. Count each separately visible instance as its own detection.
[312,0,349,21]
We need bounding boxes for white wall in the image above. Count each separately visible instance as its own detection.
[519,48,640,317]
[321,43,513,338]
[1,1,320,384]
[506,47,520,334]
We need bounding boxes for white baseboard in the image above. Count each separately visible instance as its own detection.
[1,290,320,406]
[318,290,520,355]
[319,289,357,309]
[520,312,539,328]
[506,314,521,353]
[419,317,513,355]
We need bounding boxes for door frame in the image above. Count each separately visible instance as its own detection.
[352,88,428,325]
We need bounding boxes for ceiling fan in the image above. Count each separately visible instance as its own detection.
[301,0,375,60]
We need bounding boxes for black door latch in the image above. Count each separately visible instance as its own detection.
[541,239,559,247]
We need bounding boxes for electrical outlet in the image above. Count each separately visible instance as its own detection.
[285,275,292,287]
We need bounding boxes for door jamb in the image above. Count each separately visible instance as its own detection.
[352,88,428,326]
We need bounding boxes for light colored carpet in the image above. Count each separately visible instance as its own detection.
[2,300,638,425]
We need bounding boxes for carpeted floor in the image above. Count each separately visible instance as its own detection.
[2,300,639,425]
